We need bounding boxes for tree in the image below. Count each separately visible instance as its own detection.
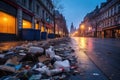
[52,0,64,13]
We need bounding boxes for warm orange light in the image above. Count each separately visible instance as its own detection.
[35,23,39,30]
[41,26,44,32]
[48,29,53,33]
[3,17,8,21]
[23,22,27,25]
[23,20,32,29]
[0,11,16,34]
[81,25,84,29]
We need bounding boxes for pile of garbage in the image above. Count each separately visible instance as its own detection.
[0,38,79,80]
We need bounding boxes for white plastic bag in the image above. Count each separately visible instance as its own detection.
[32,62,49,74]
[35,66,49,73]
[54,55,62,61]
[54,60,70,72]
[45,46,55,58]
[28,46,44,54]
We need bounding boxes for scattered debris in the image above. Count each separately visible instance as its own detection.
[0,38,79,80]
[92,73,100,76]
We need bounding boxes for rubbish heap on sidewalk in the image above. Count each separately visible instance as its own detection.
[0,38,80,80]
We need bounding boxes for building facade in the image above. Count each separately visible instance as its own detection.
[79,0,120,38]
[0,0,54,41]
[55,10,68,37]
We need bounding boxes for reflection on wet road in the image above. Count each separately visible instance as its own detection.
[71,37,120,80]
[0,42,23,51]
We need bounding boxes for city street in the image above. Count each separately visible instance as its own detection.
[0,0,120,80]
[0,37,120,80]
[71,37,120,80]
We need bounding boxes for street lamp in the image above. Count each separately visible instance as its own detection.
[81,25,84,30]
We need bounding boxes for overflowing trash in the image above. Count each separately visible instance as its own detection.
[0,38,80,80]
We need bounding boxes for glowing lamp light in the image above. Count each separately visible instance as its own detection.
[23,22,27,25]
[3,17,8,21]
[81,25,84,29]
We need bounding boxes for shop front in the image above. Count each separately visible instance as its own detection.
[0,1,17,41]
[102,26,118,38]
[46,23,54,39]
[34,20,41,40]
[97,27,102,38]
[20,12,34,41]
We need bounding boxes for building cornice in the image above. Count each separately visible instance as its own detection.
[37,0,54,17]
[3,0,34,16]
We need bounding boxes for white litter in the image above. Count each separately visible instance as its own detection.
[46,46,55,58]
[28,46,44,54]
[54,60,70,72]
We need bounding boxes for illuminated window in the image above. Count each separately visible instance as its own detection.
[35,23,39,30]
[22,20,32,29]
[41,26,44,32]
[48,28,53,33]
[0,11,16,34]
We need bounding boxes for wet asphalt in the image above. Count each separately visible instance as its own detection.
[70,37,120,80]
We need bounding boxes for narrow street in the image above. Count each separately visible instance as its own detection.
[71,37,120,80]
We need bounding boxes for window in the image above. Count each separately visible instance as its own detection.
[22,0,26,6]
[0,11,16,34]
[118,16,120,24]
[36,5,39,14]
[118,4,120,13]
[48,28,52,33]
[42,10,45,19]
[22,20,32,29]
[29,1,32,10]
[41,26,44,32]
[35,22,39,30]
[114,5,116,14]
[109,9,111,17]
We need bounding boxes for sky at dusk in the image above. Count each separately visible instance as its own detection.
[60,0,106,31]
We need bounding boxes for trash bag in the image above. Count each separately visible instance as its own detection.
[54,55,62,61]
[47,68,63,76]
[54,60,70,72]
[28,47,44,54]
[32,63,49,74]
[32,62,45,69]
[45,46,55,58]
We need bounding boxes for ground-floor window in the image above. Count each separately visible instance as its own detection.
[116,29,120,37]
[41,26,44,32]
[47,28,53,33]
[35,23,39,30]
[0,11,16,34]
[22,20,32,29]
